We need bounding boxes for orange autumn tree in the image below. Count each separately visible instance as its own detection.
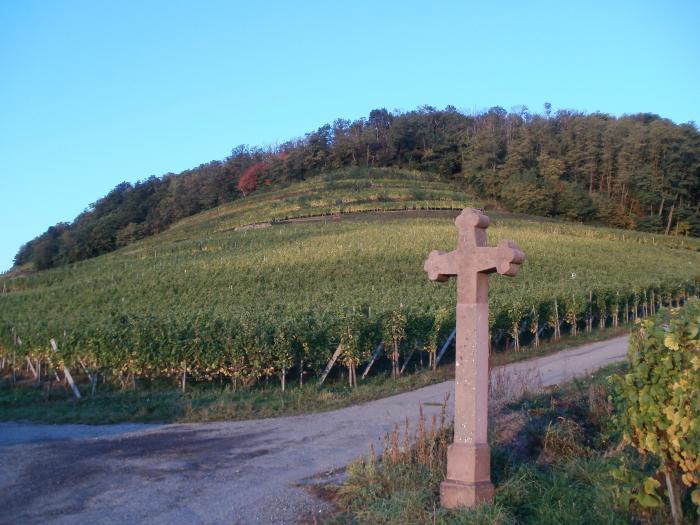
[237,161,268,196]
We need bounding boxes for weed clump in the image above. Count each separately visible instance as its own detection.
[539,417,589,464]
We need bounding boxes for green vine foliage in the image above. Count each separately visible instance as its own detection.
[338,309,371,368]
[565,292,586,336]
[1,282,698,389]
[382,307,407,378]
[613,298,700,513]
[382,308,407,351]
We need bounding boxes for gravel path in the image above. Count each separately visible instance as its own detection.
[0,335,628,525]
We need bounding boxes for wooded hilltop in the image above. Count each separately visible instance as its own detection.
[14,104,700,271]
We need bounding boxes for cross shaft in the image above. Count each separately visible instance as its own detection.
[423,208,524,509]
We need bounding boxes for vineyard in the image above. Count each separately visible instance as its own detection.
[160,167,477,240]
[1,169,699,394]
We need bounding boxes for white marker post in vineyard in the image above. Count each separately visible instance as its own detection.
[424,208,524,509]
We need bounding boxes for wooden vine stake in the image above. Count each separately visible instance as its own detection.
[78,358,97,395]
[50,338,81,399]
[399,345,418,375]
[11,333,20,385]
[553,299,561,340]
[360,342,384,380]
[317,344,343,386]
[434,328,456,367]
[25,356,38,380]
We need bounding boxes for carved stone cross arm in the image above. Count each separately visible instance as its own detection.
[425,209,523,280]
[424,240,524,282]
[476,240,525,276]
[424,250,458,282]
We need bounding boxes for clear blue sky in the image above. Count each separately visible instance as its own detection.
[1,0,699,272]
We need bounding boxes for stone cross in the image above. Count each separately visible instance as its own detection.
[424,208,524,509]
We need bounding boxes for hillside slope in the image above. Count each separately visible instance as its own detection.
[1,169,698,388]
[13,106,700,273]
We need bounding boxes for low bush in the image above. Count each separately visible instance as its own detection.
[613,298,700,524]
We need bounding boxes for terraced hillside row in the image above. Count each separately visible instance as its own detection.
[160,168,478,241]
[1,170,699,388]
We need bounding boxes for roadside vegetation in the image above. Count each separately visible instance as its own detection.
[324,363,636,525]
[323,301,700,525]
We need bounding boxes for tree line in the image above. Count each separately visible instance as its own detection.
[13,104,700,271]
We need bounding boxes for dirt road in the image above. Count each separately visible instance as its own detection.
[0,335,628,525]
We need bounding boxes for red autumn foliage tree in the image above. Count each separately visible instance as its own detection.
[237,161,268,196]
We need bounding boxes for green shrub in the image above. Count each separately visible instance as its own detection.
[613,298,700,524]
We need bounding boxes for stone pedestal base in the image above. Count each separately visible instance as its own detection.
[440,442,494,509]
[440,479,494,509]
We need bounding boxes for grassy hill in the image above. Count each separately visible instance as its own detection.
[15,107,700,274]
[1,168,699,398]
